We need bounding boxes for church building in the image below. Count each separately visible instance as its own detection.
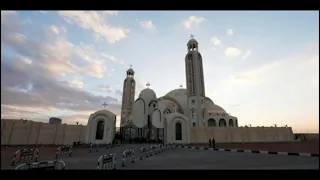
[119,37,238,144]
[85,37,294,145]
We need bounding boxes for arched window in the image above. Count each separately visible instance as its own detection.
[164,109,171,114]
[95,120,104,140]
[175,122,182,140]
[191,109,196,119]
[208,119,216,127]
[219,119,226,127]
[229,119,234,127]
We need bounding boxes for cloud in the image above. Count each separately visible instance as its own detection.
[1,11,122,124]
[101,52,123,64]
[224,47,243,58]
[59,80,84,89]
[183,16,205,29]
[50,25,60,34]
[58,11,129,43]
[95,85,114,92]
[102,11,119,16]
[241,50,252,59]
[208,44,319,131]
[230,62,281,85]
[226,28,233,36]
[49,25,67,35]
[23,18,32,25]
[210,37,221,48]
[2,105,40,118]
[140,20,156,30]
[224,47,251,59]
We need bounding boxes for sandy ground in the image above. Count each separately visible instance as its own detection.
[191,140,319,154]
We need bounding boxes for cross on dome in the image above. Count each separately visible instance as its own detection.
[102,102,108,108]
[190,34,194,39]
[146,82,150,88]
[130,64,132,68]
[179,84,183,88]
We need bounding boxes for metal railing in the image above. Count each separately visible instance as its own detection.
[55,145,72,159]
[121,149,135,167]
[12,148,39,166]
[97,153,116,170]
[15,160,66,170]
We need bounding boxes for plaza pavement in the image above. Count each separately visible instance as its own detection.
[3,144,319,169]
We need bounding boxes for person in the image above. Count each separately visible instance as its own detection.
[209,138,212,148]
[212,138,216,148]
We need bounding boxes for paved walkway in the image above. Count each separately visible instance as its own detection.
[6,145,319,169]
[123,147,319,169]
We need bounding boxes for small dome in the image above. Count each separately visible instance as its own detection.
[126,68,134,74]
[92,109,115,116]
[187,38,198,45]
[139,88,157,101]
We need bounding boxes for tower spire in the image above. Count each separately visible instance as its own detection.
[126,65,134,77]
[185,37,205,127]
[121,66,136,128]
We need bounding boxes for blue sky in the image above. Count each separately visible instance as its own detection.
[1,11,319,133]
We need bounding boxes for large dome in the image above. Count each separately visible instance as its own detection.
[206,104,227,114]
[164,88,188,109]
[163,88,227,115]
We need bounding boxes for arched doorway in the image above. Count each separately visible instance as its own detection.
[95,120,104,140]
[229,119,234,127]
[175,122,182,140]
[219,119,226,127]
[208,119,216,127]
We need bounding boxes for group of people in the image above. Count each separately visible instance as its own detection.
[209,138,216,148]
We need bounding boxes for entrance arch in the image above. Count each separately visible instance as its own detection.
[95,120,104,140]
[175,122,182,140]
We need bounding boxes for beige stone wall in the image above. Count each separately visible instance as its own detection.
[190,127,295,143]
[1,120,87,146]
[1,119,298,145]
[295,133,319,141]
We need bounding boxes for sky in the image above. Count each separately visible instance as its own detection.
[1,11,319,133]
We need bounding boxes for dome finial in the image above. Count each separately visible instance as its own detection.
[130,64,132,68]
[179,84,183,88]
[102,102,108,109]
[190,34,194,39]
[146,82,150,88]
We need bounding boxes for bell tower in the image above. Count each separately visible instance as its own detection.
[185,35,206,127]
[120,65,136,127]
